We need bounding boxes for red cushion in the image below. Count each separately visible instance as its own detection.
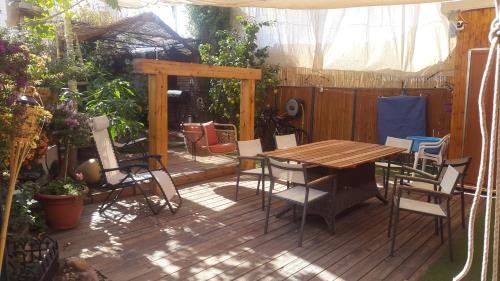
[209,143,236,154]
[203,121,218,146]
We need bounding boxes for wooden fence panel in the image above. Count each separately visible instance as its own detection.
[313,88,355,141]
[406,88,452,138]
[273,87,313,138]
[272,86,451,144]
[354,89,400,143]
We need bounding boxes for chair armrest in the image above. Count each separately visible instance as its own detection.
[114,137,147,148]
[394,174,439,185]
[398,185,452,199]
[119,154,161,164]
[102,163,148,173]
[214,123,237,130]
[308,174,335,187]
[400,165,436,179]
[237,156,265,161]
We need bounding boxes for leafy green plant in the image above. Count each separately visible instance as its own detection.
[84,78,144,140]
[8,181,47,235]
[199,16,280,124]
[39,175,86,196]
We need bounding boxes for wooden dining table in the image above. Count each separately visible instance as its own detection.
[261,139,405,232]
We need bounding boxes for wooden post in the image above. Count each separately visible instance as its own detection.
[148,73,168,169]
[240,79,256,169]
[240,79,255,141]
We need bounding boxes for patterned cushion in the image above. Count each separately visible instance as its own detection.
[203,121,219,146]
[208,143,236,154]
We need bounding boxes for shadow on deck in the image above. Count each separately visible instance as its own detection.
[53,175,471,281]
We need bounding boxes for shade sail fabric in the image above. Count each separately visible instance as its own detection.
[377,96,426,144]
[118,0,444,9]
[238,3,452,73]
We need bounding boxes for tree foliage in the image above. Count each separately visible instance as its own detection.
[186,5,230,44]
[199,16,279,124]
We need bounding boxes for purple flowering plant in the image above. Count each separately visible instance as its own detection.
[48,100,91,147]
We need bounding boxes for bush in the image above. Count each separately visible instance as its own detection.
[199,16,280,124]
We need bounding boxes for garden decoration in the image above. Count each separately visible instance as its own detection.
[0,87,51,275]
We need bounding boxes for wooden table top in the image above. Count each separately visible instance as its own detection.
[261,140,406,169]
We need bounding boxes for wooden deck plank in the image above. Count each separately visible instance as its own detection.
[52,174,472,281]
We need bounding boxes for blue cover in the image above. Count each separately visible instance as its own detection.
[377,96,426,144]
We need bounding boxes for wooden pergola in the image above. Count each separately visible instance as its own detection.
[133,59,262,167]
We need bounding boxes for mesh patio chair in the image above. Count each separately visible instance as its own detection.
[412,134,450,173]
[275,134,299,189]
[90,116,182,215]
[388,165,461,260]
[235,139,269,210]
[265,158,334,247]
[375,137,413,198]
[399,157,471,228]
[275,134,298,150]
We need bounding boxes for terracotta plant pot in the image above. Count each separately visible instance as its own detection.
[36,190,86,230]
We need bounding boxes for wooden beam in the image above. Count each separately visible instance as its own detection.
[148,73,168,168]
[134,59,262,80]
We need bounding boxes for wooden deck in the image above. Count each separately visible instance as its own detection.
[166,147,237,186]
[54,175,471,281]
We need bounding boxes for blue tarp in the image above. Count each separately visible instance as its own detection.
[377,96,426,144]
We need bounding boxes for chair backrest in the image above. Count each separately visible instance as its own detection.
[385,137,413,153]
[268,157,306,185]
[275,134,298,150]
[237,139,263,157]
[438,157,471,181]
[439,134,451,162]
[90,116,120,183]
[439,165,461,194]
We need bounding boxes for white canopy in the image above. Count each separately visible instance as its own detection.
[118,0,444,9]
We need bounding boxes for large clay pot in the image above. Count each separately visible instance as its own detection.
[36,189,86,230]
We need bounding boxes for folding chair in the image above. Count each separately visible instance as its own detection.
[90,116,182,215]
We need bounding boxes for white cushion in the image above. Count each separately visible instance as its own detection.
[274,185,328,203]
[398,197,446,217]
[407,181,435,191]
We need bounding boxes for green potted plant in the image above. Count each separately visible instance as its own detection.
[36,99,91,230]
[35,173,88,230]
